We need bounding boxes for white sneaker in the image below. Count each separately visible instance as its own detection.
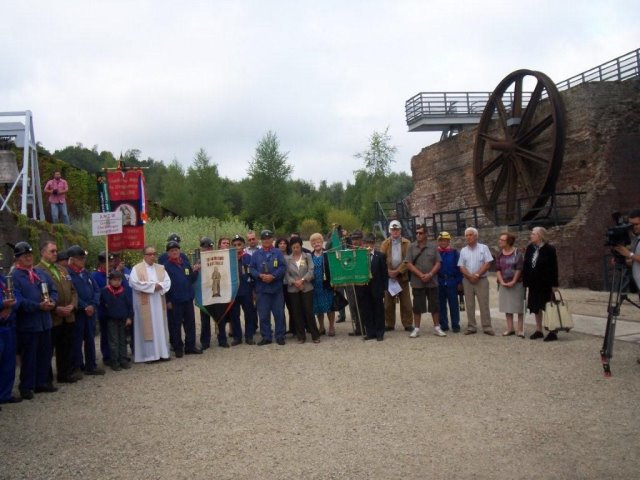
[433,326,447,337]
[409,328,420,338]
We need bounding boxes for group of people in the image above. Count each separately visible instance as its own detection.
[4,215,625,408]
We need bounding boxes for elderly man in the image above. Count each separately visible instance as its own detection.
[457,228,495,335]
[244,230,260,256]
[13,242,58,399]
[130,245,172,362]
[356,234,388,341]
[67,245,105,375]
[162,241,202,356]
[37,241,79,384]
[380,220,413,331]
[405,225,444,338]
[250,229,287,346]
[436,232,462,333]
[231,235,258,344]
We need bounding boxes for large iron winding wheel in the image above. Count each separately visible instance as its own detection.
[473,69,566,223]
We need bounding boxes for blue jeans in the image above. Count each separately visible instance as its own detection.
[50,202,70,225]
[438,282,460,330]
[256,291,286,342]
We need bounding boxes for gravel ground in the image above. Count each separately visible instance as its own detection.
[2,280,640,480]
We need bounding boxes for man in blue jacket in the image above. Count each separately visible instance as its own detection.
[231,234,258,345]
[12,241,58,399]
[162,241,202,357]
[250,230,286,346]
[1,271,20,404]
[67,245,104,375]
[437,232,463,333]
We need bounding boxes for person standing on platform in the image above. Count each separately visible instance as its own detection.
[43,171,71,225]
[458,228,495,336]
[436,232,462,333]
[380,220,413,332]
[13,242,58,400]
[130,246,172,363]
[250,230,287,346]
[405,225,444,338]
[163,241,202,356]
[36,241,79,384]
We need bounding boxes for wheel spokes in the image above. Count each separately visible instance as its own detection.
[517,114,553,145]
[476,153,505,179]
[517,80,545,136]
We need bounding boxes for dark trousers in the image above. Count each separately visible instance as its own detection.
[17,329,52,391]
[107,318,128,365]
[356,286,385,339]
[168,300,196,353]
[200,310,212,349]
[73,312,97,371]
[438,282,460,330]
[230,294,257,341]
[52,323,75,381]
[205,303,240,346]
[256,290,286,342]
[98,314,110,362]
[282,285,294,333]
[0,324,17,400]
[289,290,319,341]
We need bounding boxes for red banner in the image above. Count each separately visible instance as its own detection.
[106,170,146,251]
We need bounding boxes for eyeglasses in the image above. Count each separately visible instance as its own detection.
[415,231,425,235]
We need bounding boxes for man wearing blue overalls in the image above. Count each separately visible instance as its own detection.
[250,230,286,346]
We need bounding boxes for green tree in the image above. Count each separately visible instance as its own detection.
[187,148,226,218]
[161,159,190,216]
[354,127,397,177]
[244,131,293,230]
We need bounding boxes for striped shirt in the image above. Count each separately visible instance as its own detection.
[457,242,493,277]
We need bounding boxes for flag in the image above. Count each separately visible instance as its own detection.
[104,169,146,250]
[194,248,239,308]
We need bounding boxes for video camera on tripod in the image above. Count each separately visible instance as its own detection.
[604,212,632,249]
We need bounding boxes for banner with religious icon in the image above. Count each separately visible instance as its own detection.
[99,169,148,251]
[194,248,239,307]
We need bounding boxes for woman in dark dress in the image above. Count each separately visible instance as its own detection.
[522,227,559,341]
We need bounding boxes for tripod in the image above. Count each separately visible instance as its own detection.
[600,256,640,377]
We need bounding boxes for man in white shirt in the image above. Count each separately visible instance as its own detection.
[457,227,495,335]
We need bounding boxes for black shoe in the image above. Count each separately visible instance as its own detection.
[257,339,272,346]
[219,343,230,348]
[376,336,384,341]
[230,339,242,347]
[85,368,105,375]
[276,338,285,346]
[245,339,256,345]
[57,376,78,384]
[35,384,58,393]
[120,361,132,369]
[175,350,184,358]
[544,331,558,342]
[452,327,461,333]
[20,389,34,400]
[336,316,346,323]
[530,331,544,340]
[0,396,23,404]
[404,326,414,332]
[384,326,394,331]
[363,336,376,341]
[159,357,171,362]
[441,326,450,332]
[201,345,210,351]
[348,332,361,336]
[185,348,203,355]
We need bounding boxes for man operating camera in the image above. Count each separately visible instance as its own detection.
[613,209,640,294]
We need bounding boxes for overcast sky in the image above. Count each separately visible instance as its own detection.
[2,1,638,185]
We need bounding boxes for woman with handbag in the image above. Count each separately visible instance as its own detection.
[496,232,526,337]
[522,227,559,342]
[309,232,336,336]
[286,237,320,344]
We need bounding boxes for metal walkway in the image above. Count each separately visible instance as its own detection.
[405,48,640,136]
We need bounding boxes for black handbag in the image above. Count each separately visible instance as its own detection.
[330,290,349,311]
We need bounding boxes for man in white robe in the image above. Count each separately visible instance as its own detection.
[130,246,172,362]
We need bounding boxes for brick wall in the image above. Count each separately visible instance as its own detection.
[408,79,640,289]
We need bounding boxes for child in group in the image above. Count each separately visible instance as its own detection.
[99,270,133,371]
